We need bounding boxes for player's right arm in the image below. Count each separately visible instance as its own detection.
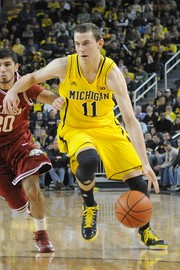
[3,57,68,113]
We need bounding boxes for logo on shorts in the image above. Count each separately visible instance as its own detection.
[29,149,43,156]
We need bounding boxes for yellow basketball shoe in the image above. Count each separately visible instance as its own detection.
[81,203,99,242]
[138,227,168,250]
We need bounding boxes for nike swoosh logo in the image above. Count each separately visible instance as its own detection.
[22,143,28,146]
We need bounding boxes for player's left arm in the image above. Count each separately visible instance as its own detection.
[36,90,65,111]
[36,89,58,105]
[107,66,159,193]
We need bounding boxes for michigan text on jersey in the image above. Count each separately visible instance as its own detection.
[69,90,110,101]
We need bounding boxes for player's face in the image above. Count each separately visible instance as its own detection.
[74,31,104,62]
[0,57,18,86]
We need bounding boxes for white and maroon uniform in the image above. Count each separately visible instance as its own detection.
[0,78,51,212]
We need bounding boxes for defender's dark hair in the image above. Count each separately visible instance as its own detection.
[74,23,103,41]
[0,48,18,63]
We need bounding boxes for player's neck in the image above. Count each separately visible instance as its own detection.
[80,54,102,73]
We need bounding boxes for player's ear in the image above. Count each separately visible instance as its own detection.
[98,38,104,48]
[15,63,19,72]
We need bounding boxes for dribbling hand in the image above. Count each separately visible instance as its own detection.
[143,164,159,194]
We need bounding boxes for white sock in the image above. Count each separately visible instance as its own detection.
[33,217,46,231]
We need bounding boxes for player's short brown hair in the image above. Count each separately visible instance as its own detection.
[74,23,103,41]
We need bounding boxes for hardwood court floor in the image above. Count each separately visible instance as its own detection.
[0,188,180,270]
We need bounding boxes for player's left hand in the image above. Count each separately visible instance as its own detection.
[143,164,159,193]
[52,96,64,114]
[3,91,20,114]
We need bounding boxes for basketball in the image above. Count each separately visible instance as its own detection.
[115,190,152,228]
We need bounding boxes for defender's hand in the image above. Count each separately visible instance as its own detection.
[3,92,20,114]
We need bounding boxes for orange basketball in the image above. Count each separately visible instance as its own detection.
[115,190,152,228]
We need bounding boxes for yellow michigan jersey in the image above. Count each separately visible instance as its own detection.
[57,54,142,180]
[59,54,116,129]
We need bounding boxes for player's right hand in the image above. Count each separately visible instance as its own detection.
[3,91,20,114]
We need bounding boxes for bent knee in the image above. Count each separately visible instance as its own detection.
[22,176,42,200]
[76,149,99,181]
[77,149,99,171]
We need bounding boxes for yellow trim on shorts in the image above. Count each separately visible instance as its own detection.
[76,144,96,158]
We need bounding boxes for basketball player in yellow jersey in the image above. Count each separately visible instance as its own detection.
[3,23,167,250]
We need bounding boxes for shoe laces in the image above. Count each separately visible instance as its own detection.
[33,230,49,243]
[82,205,98,228]
[143,228,159,243]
